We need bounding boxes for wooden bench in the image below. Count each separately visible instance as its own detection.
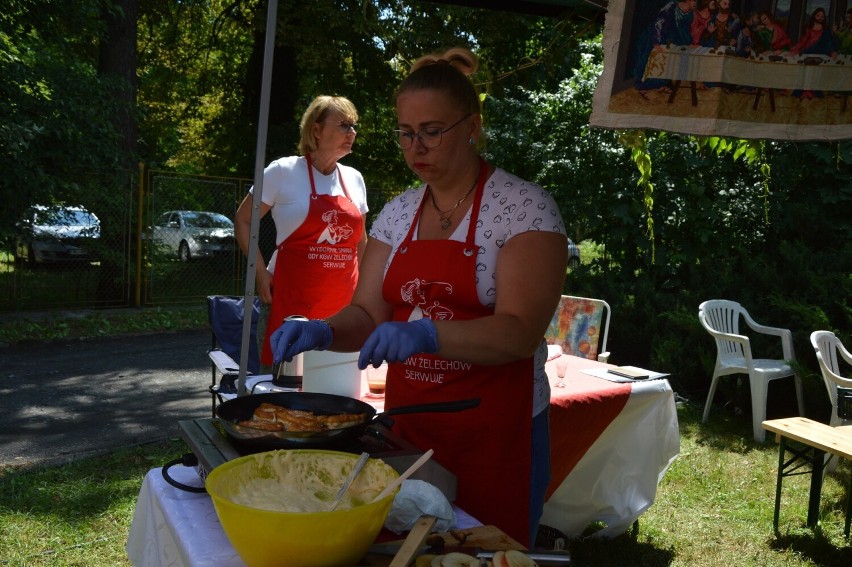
[762,417,852,537]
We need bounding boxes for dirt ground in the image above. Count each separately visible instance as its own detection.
[0,330,213,470]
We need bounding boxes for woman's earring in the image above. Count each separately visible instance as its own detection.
[469,138,475,146]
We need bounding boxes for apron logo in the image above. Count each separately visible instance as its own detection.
[401,278,454,321]
[317,209,354,245]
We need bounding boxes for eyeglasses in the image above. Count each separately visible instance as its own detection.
[393,113,472,150]
[322,120,358,133]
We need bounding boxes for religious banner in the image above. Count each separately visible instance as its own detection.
[590,0,852,140]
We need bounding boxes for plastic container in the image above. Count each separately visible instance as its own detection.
[301,350,362,399]
[205,449,399,567]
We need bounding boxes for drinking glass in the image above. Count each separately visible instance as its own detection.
[365,364,387,398]
[554,355,569,388]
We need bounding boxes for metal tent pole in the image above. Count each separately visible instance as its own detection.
[238,0,279,396]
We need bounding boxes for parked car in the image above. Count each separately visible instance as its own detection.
[15,205,100,264]
[567,238,581,270]
[151,210,235,262]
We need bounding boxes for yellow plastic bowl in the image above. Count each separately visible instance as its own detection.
[205,449,399,567]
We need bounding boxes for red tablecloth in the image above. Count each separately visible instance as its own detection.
[545,359,631,499]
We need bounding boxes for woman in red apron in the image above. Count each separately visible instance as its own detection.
[257,153,363,366]
[268,49,567,546]
[235,96,367,369]
[379,158,537,543]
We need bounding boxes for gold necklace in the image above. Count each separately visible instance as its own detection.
[430,176,478,231]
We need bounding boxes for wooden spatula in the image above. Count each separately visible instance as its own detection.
[389,515,438,567]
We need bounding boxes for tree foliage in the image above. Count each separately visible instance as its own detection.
[132,1,599,186]
[0,0,124,240]
[480,35,851,402]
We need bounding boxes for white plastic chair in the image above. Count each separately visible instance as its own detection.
[699,300,804,442]
[545,295,611,362]
[810,330,852,473]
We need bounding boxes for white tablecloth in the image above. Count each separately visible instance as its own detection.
[644,46,852,91]
[540,356,680,539]
[126,466,243,567]
[126,465,481,567]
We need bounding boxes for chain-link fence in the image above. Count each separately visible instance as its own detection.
[144,170,251,306]
[0,165,398,314]
[0,167,276,312]
[0,169,136,311]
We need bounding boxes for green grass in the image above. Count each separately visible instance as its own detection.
[1,403,850,566]
[0,306,208,347]
[568,403,852,565]
[0,439,185,566]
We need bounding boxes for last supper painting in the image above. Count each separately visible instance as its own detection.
[591,0,852,140]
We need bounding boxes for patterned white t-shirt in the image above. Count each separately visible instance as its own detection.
[369,167,567,416]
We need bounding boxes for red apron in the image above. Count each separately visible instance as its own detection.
[383,160,534,546]
[260,155,363,365]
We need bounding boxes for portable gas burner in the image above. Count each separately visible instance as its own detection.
[178,418,458,501]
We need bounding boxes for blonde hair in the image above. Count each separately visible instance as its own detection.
[396,47,481,116]
[298,96,359,155]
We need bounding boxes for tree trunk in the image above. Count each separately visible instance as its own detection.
[242,3,300,169]
[97,0,139,304]
[99,0,139,168]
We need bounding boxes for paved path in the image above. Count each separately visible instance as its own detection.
[0,330,216,469]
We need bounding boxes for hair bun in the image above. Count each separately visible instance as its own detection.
[410,47,478,76]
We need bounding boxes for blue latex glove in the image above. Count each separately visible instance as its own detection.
[270,319,333,364]
[358,318,438,369]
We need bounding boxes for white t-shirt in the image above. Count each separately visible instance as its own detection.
[369,167,567,416]
[251,155,369,272]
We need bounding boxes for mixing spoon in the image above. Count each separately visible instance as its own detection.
[372,448,434,503]
[329,452,370,511]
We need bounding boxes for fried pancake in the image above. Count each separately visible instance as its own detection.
[324,412,367,429]
[238,402,367,433]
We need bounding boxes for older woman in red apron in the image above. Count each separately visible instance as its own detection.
[235,96,367,369]
[270,49,567,546]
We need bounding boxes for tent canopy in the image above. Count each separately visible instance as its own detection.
[426,0,605,17]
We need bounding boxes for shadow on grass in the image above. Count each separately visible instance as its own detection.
[677,398,763,455]
[769,461,852,564]
[569,530,675,566]
[772,529,852,566]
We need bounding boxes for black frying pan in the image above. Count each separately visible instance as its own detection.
[215,392,479,450]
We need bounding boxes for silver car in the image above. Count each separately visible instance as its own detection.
[16,205,100,264]
[151,210,235,262]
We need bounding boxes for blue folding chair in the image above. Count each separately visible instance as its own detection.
[207,295,260,416]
